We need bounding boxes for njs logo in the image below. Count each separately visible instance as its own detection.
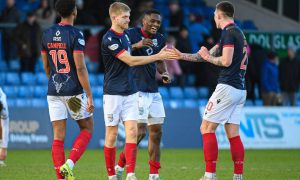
[241,114,283,139]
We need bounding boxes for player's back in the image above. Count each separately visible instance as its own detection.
[217,23,248,90]
[126,27,166,93]
[101,29,137,96]
[42,23,85,96]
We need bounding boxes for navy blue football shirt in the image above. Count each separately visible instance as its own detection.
[217,23,248,90]
[101,29,137,95]
[126,27,166,93]
[41,23,85,96]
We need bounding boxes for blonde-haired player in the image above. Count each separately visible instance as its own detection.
[102,2,178,180]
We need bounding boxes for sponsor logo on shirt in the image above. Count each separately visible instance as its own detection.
[108,44,119,51]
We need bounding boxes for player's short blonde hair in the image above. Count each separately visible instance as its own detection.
[109,2,131,17]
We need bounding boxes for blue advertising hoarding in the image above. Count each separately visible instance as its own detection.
[8,108,203,149]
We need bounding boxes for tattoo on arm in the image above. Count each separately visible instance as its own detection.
[181,53,205,62]
[209,45,220,56]
[207,56,224,66]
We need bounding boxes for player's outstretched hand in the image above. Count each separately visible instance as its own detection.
[161,72,172,84]
[136,38,153,48]
[86,96,94,113]
[158,45,180,60]
[198,46,210,61]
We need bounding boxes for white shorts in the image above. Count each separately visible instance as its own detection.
[47,93,93,122]
[203,84,246,125]
[138,92,165,125]
[103,92,139,126]
[0,88,9,148]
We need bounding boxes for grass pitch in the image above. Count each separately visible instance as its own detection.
[0,149,299,179]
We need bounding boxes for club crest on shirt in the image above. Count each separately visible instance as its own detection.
[108,44,119,51]
[152,39,158,47]
[78,38,85,46]
[55,30,60,36]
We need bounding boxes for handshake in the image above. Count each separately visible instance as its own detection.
[158,45,211,62]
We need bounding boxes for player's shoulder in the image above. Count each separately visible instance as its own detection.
[125,27,140,37]
[102,30,120,45]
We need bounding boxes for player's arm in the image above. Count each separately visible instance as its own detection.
[117,46,179,67]
[73,52,94,113]
[131,38,153,50]
[176,44,220,63]
[199,46,234,67]
[41,52,50,78]
[157,60,171,84]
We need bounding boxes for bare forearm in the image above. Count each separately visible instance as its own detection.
[207,55,225,67]
[156,60,168,74]
[180,53,205,62]
[77,67,92,97]
[209,45,220,56]
[128,54,159,66]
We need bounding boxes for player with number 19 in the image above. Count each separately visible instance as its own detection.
[41,0,94,179]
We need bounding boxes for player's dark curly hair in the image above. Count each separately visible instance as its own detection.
[216,1,234,18]
[55,0,76,18]
[144,9,161,17]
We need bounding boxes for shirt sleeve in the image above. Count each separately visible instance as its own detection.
[103,36,126,58]
[73,31,85,53]
[223,30,235,48]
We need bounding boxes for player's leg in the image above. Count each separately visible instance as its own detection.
[147,93,165,179]
[0,118,9,167]
[52,120,67,180]
[116,92,149,173]
[122,92,139,179]
[200,120,219,180]
[47,95,68,180]
[103,94,122,179]
[0,92,9,167]
[116,123,146,170]
[225,124,244,180]
[200,84,237,180]
[226,89,246,180]
[61,94,94,176]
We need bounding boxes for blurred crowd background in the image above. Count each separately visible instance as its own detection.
[0,0,300,108]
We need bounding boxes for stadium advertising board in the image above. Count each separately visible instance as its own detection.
[245,32,300,57]
[8,108,202,149]
[200,107,300,149]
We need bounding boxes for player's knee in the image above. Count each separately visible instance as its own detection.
[149,126,162,141]
[106,131,118,145]
[126,126,138,141]
[200,123,215,134]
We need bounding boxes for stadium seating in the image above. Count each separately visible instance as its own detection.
[169,87,184,99]
[0,72,5,86]
[3,86,19,98]
[198,87,209,99]
[5,72,20,85]
[18,86,34,98]
[36,72,48,85]
[159,87,169,99]
[169,99,184,109]
[15,98,31,107]
[94,98,103,108]
[21,72,36,85]
[183,99,199,108]
[32,98,48,107]
[34,86,47,98]
[97,74,104,85]
[183,87,198,99]
[89,74,98,86]
[91,86,103,98]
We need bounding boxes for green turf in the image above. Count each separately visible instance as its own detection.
[0,149,299,179]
